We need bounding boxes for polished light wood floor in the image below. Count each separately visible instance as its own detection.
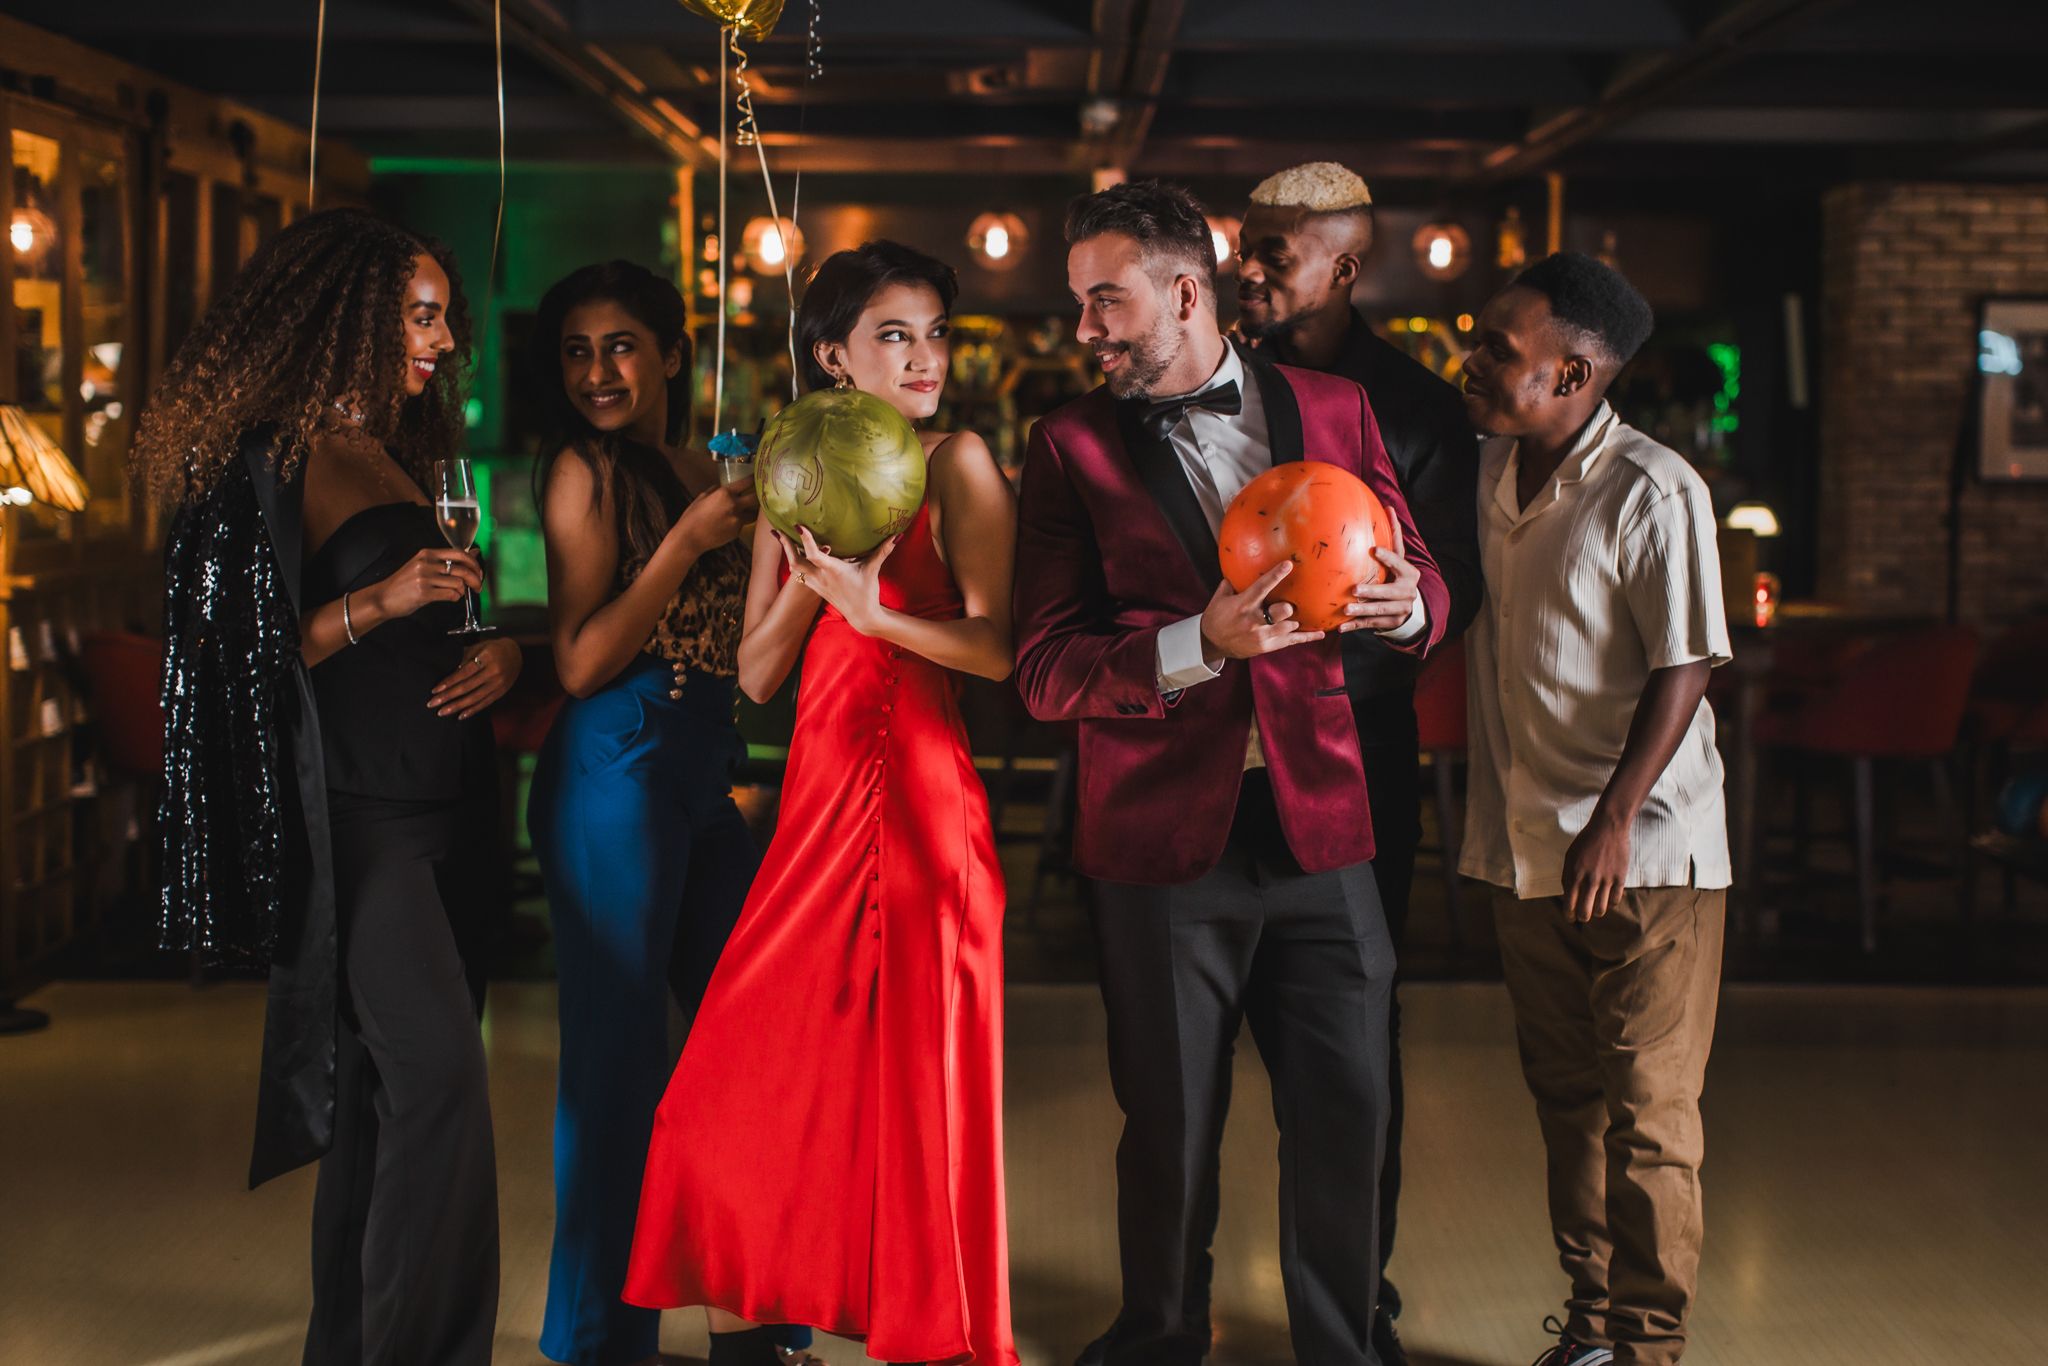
[2,980,2044,1365]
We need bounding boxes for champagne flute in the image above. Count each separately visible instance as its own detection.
[433,458,488,636]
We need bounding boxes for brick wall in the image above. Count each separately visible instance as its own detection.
[1820,183,2048,622]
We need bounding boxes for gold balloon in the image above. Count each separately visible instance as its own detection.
[676,0,785,40]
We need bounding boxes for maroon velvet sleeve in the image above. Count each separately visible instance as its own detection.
[1011,418,1172,723]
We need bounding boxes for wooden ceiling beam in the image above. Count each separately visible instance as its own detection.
[749,132,1501,181]
[442,0,718,169]
[754,132,1078,175]
[1083,0,1187,172]
[1458,0,1851,185]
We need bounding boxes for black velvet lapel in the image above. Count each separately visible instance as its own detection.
[1114,393,1219,577]
[1237,341,1305,467]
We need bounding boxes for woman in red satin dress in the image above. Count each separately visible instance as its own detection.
[624,241,1018,1366]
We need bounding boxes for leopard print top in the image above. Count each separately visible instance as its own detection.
[623,538,750,679]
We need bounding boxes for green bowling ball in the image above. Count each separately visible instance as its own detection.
[754,388,928,558]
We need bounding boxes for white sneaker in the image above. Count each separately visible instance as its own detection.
[1529,1316,1616,1366]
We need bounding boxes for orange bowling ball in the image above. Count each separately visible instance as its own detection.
[1218,461,1396,632]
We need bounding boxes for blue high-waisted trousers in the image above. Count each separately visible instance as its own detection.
[530,655,808,1363]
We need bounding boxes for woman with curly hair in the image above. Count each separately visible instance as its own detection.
[139,205,515,1365]
[526,260,818,1366]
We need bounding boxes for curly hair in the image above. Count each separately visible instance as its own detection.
[1512,251,1655,367]
[132,206,472,505]
[529,259,694,570]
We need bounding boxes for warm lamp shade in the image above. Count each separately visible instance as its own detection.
[1724,501,1781,538]
[0,405,89,512]
[1205,215,1242,275]
[1412,221,1472,282]
[9,205,58,267]
[966,212,1028,271]
[742,216,804,273]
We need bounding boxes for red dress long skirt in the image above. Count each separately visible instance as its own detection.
[624,504,1015,1366]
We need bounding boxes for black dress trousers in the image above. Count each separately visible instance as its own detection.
[1355,698,1423,1319]
[1088,771,1396,1366]
[303,791,499,1366]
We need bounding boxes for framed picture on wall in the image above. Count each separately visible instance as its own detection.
[1978,296,2048,481]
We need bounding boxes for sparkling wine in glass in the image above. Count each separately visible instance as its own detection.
[434,458,488,636]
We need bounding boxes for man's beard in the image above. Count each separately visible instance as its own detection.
[1235,300,1302,345]
[1098,311,1182,400]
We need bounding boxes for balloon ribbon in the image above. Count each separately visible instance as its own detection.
[307,0,327,208]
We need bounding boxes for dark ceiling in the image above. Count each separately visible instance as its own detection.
[8,0,2048,194]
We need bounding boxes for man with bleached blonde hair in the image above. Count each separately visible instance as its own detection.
[1227,160,1484,1366]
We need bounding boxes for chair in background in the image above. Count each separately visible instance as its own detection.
[1964,616,2048,914]
[1727,626,1889,897]
[1413,636,1469,947]
[1754,624,1980,953]
[78,631,179,981]
[1967,616,2048,780]
[80,631,164,783]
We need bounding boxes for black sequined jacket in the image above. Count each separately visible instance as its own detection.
[159,428,338,1188]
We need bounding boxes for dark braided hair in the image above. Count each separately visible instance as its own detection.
[530,260,695,570]
[132,206,471,505]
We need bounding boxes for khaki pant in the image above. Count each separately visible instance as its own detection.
[1491,885,1725,1366]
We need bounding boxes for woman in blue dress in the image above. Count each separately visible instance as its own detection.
[527,260,810,1366]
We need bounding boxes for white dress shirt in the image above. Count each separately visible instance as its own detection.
[1150,344,1427,769]
[1460,403,1733,898]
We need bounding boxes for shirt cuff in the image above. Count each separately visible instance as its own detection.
[1157,614,1224,692]
[1377,595,1428,644]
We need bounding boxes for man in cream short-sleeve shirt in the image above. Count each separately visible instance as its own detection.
[1459,253,1730,1366]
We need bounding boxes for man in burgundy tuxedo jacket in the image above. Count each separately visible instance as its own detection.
[1014,181,1449,1366]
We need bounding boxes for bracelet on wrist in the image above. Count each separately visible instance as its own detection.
[342,591,360,645]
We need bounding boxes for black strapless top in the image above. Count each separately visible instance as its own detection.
[303,502,490,800]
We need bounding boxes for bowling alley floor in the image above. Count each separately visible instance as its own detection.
[3,978,2045,1366]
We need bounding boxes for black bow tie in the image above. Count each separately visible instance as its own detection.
[1133,380,1242,440]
